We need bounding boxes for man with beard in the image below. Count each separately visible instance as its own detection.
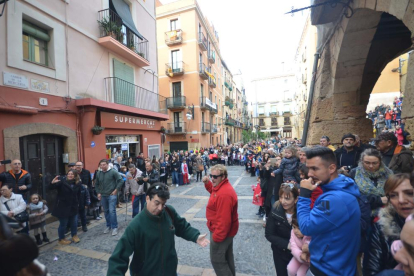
[298,147,361,276]
[334,133,362,172]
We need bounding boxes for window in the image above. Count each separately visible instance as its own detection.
[170,19,178,31]
[271,105,277,114]
[284,130,292,138]
[284,117,291,125]
[200,84,204,97]
[209,91,212,100]
[171,50,181,71]
[172,82,181,97]
[22,20,49,66]
[258,106,264,115]
[148,145,160,159]
[271,117,277,126]
[259,119,264,126]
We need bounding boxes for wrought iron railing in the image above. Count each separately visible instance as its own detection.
[201,122,211,133]
[166,122,186,134]
[165,62,185,76]
[98,9,149,61]
[104,77,166,114]
[198,32,207,50]
[165,29,183,45]
[166,96,186,109]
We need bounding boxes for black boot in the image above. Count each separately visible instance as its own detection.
[42,232,50,243]
[35,234,43,245]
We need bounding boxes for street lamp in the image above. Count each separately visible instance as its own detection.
[0,0,9,17]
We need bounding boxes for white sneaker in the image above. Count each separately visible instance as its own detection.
[176,184,179,187]
[112,228,118,236]
[104,227,111,234]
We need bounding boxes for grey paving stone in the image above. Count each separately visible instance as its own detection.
[166,197,200,216]
[238,177,258,185]
[38,249,108,276]
[182,186,211,196]
[235,185,255,196]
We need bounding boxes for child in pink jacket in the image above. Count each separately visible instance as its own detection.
[287,218,311,276]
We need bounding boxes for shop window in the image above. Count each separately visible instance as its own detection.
[148,144,160,159]
[22,20,49,66]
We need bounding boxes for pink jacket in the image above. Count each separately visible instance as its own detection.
[290,229,311,263]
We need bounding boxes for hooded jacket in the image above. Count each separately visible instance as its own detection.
[297,174,361,276]
[387,145,414,173]
[205,178,239,242]
[0,170,32,198]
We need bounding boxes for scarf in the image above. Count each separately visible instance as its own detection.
[354,163,393,197]
[29,201,43,211]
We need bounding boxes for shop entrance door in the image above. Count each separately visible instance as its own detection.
[170,141,188,152]
[20,134,64,213]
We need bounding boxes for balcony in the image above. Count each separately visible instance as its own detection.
[104,77,167,114]
[201,122,211,134]
[208,50,215,63]
[166,62,185,77]
[165,29,182,46]
[210,105,218,114]
[211,124,218,133]
[98,9,149,67]
[166,96,186,110]
[199,63,209,80]
[225,118,235,126]
[234,120,243,128]
[198,32,208,51]
[224,78,231,89]
[270,112,278,116]
[208,76,216,88]
[166,122,186,135]
[200,97,210,110]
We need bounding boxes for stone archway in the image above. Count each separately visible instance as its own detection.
[307,0,414,144]
[3,123,78,162]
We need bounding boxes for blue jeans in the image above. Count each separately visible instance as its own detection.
[101,195,118,229]
[58,215,78,240]
[132,194,145,218]
[172,171,179,185]
[386,119,392,129]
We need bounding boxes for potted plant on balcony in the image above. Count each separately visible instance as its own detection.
[97,17,119,40]
[160,126,166,134]
[92,125,105,135]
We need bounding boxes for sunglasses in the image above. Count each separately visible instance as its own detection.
[281,183,295,189]
[210,174,223,179]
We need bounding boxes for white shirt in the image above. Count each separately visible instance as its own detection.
[0,193,27,216]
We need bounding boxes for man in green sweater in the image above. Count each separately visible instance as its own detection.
[107,183,210,276]
[95,159,124,236]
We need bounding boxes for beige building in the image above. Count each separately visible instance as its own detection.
[156,0,247,151]
[252,73,297,139]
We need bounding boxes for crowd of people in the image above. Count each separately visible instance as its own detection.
[1,125,414,276]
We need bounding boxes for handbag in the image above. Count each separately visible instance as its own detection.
[198,164,204,171]
[4,201,29,222]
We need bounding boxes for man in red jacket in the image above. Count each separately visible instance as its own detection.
[202,165,239,276]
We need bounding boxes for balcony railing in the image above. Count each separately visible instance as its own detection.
[270,112,278,116]
[165,29,182,46]
[98,9,149,66]
[166,96,186,109]
[234,120,243,128]
[199,63,209,80]
[165,62,185,77]
[211,124,218,133]
[166,122,186,134]
[104,77,167,114]
[198,32,207,51]
[224,80,231,89]
[210,105,218,114]
[208,76,216,88]
[200,97,209,110]
[201,122,211,134]
[208,50,215,63]
[225,118,235,126]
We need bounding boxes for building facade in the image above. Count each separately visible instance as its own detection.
[0,0,165,209]
[252,73,297,138]
[156,0,248,151]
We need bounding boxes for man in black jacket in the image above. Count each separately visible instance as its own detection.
[0,159,32,200]
[75,161,92,230]
[334,133,363,172]
[136,152,146,172]
[75,161,92,189]
[138,163,160,193]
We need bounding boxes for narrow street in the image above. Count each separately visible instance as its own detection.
[37,165,275,276]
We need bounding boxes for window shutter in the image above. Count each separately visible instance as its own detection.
[113,59,135,107]
[23,21,50,42]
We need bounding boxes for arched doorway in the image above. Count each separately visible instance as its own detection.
[307,4,413,144]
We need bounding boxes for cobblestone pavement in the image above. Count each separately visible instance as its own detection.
[37,165,275,275]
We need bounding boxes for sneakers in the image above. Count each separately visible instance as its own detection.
[72,235,80,243]
[176,184,179,187]
[104,227,111,234]
[58,239,72,245]
[112,228,118,236]
[82,226,88,232]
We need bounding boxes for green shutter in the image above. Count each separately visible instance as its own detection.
[23,21,50,42]
[113,59,135,107]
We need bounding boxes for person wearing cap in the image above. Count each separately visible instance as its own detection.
[334,133,363,172]
[374,132,414,173]
[320,136,335,151]
[107,183,209,276]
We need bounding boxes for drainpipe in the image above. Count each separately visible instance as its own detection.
[301,53,320,146]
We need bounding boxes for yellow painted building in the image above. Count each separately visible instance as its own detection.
[156,0,247,152]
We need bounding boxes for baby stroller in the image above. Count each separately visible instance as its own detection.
[209,153,219,166]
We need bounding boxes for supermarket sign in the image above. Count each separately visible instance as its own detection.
[100,112,160,130]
